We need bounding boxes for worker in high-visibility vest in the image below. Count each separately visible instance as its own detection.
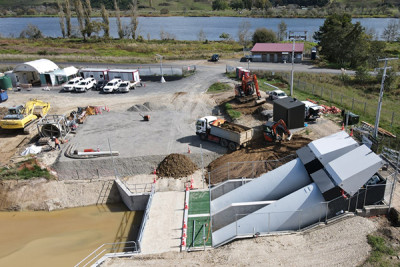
[53,137,61,150]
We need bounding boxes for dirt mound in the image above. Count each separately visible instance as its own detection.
[207,135,312,184]
[157,153,198,178]
[220,122,246,133]
[127,104,151,112]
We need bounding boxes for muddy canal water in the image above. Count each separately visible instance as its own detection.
[0,205,142,267]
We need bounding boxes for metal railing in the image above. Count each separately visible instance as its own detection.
[121,181,153,194]
[74,241,138,267]
[137,183,156,251]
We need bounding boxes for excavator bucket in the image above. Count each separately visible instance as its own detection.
[255,98,266,105]
[286,133,293,141]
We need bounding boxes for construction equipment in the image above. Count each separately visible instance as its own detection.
[139,113,150,121]
[235,74,264,104]
[263,119,292,142]
[196,116,253,151]
[0,99,50,133]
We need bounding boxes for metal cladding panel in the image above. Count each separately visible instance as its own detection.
[308,131,359,165]
[211,158,311,214]
[212,183,327,247]
[310,169,336,193]
[325,145,383,196]
[296,146,315,165]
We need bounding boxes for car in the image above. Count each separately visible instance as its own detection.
[268,89,288,100]
[95,80,109,91]
[103,78,122,93]
[118,81,131,93]
[63,77,83,92]
[210,54,219,62]
[74,78,97,92]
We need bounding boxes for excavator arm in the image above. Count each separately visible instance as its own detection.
[253,74,261,100]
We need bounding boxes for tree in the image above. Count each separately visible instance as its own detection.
[19,24,43,39]
[382,20,400,42]
[212,0,228,10]
[73,0,85,39]
[64,0,72,37]
[252,28,277,44]
[57,0,66,38]
[313,14,370,68]
[83,0,94,38]
[238,21,252,47]
[277,20,287,41]
[114,0,124,39]
[100,4,110,38]
[230,0,243,10]
[377,68,398,93]
[219,32,232,40]
[130,0,139,39]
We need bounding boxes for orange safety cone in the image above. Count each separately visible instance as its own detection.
[187,144,191,154]
[184,202,188,210]
[153,168,157,175]
[183,222,187,229]
[186,183,189,191]
[181,238,186,246]
[183,230,187,238]
[341,123,344,131]
[350,128,353,137]
[190,180,194,190]
[153,177,157,184]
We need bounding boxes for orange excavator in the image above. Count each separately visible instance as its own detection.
[235,74,263,104]
[263,119,293,142]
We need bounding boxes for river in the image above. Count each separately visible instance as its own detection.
[0,17,398,40]
[0,205,142,267]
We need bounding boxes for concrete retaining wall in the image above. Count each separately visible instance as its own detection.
[115,178,149,211]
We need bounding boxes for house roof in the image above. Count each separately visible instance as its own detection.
[13,59,59,74]
[251,43,305,53]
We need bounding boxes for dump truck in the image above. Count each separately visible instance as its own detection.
[196,116,253,151]
[0,99,50,133]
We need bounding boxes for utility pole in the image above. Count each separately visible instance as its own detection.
[373,57,398,139]
[288,31,306,97]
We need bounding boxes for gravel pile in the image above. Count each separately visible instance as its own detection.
[157,153,198,178]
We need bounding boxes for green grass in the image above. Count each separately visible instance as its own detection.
[225,103,242,120]
[0,159,55,180]
[366,235,396,265]
[208,82,231,93]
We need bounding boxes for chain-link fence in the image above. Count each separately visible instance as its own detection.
[208,154,297,185]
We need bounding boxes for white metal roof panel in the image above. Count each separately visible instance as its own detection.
[308,131,358,165]
[80,68,108,72]
[13,59,59,74]
[325,145,383,195]
[108,69,138,73]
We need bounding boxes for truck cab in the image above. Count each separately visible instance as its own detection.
[196,116,218,135]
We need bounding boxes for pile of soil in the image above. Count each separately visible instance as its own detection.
[220,122,246,133]
[157,153,198,178]
[207,135,312,184]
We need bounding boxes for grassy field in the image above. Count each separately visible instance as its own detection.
[0,38,243,63]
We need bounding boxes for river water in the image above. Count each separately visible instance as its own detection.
[0,17,398,40]
[0,205,142,267]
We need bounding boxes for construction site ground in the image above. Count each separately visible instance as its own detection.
[0,60,398,266]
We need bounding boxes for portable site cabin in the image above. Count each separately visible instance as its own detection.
[108,69,141,86]
[79,68,108,81]
[251,43,304,63]
[53,66,79,85]
[13,59,59,86]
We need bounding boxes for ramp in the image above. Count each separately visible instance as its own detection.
[140,191,185,254]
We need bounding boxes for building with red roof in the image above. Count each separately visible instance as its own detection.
[250,43,305,63]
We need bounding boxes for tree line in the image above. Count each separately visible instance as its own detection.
[56,0,139,40]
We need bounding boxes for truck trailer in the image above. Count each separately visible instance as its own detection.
[196,116,253,151]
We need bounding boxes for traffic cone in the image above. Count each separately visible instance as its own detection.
[187,145,191,154]
[153,168,157,175]
[153,177,157,184]
[184,202,188,210]
[181,238,186,246]
[341,123,344,130]
[186,183,189,191]
[190,176,194,190]
[350,128,353,137]
[183,221,187,229]
[183,230,187,238]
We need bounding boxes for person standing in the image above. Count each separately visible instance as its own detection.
[54,137,61,150]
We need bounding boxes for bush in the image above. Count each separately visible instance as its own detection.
[160,8,169,14]
[252,28,277,44]
[19,24,44,39]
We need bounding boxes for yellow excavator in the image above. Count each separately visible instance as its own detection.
[0,99,50,133]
